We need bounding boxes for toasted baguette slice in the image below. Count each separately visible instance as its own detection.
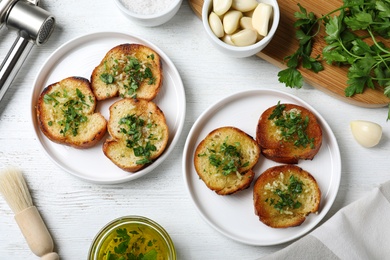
[103,98,169,172]
[91,44,162,101]
[253,165,321,228]
[256,103,322,164]
[194,126,260,195]
[36,77,107,148]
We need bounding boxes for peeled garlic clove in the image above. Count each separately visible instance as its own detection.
[350,120,382,148]
[232,0,258,12]
[252,3,273,36]
[223,10,243,34]
[222,34,235,45]
[231,28,257,46]
[213,0,232,16]
[240,16,253,30]
[209,12,224,38]
[240,17,263,41]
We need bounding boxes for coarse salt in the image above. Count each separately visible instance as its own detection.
[119,0,175,15]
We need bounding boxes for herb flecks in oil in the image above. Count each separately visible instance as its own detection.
[104,227,159,260]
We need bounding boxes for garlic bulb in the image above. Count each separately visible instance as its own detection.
[350,120,382,148]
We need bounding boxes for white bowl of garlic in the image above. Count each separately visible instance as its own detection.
[202,0,280,58]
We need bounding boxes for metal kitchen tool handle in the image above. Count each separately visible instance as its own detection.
[0,0,55,102]
[0,31,34,101]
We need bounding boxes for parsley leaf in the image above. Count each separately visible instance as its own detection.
[278,67,304,88]
[277,4,323,88]
[279,1,390,120]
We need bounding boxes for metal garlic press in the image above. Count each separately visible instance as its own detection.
[0,0,55,103]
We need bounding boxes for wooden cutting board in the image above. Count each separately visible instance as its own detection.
[189,0,390,108]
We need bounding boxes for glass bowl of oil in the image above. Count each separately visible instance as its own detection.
[88,215,176,260]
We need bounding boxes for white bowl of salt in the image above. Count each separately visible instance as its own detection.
[114,0,183,27]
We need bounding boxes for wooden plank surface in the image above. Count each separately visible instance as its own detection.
[189,0,390,108]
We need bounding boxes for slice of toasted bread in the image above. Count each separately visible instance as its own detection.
[103,98,169,172]
[36,76,107,148]
[256,103,322,164]
[91,44,162,101]
[253,165,321,228]
[194,126,260,195]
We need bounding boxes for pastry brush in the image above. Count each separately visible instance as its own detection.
[0,167,59,259]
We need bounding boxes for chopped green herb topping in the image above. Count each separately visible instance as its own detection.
[267,175,304,212]
[269,102,315,149]
[100,73,115,84]
[147,53,155,60]
[119,114,157,165]
[100,54,156,98]
[198,138,249,176]
[43,88,91,137]
[268,101,286,120]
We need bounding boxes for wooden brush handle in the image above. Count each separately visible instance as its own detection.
[41,252,60,260]
[14,206,59,259]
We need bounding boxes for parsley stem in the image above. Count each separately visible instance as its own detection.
[334,37,361,61]
[314,3,376,29]
[316,5,350,23]
[375,57,390,72]
[368,29,390,55]
[320,3,374,19]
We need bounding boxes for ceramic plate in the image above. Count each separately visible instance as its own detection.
[31,31,186,184]
[182,89,340,245]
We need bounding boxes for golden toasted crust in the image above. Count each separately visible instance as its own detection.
[36,76,107,148]
[103,98,169,172]
[194,126,260,195]
[256,103,322,164]
[91,44,162,101]
[253,165,321,228]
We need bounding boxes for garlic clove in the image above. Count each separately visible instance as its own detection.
[252,3,273,36]
[240,16,253,30]
[223,10,243,34]
[350,120,382,148]
[222,34,235,45]
[209,12,224,38]
[240,16,263,41]
[231,28,257,46]
[213,0,232,16]
[232,0,258,12]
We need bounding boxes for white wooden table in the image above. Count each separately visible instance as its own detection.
[1,1,389,259]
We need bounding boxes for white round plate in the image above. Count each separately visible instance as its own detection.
[31,31,186,184]
[183,89,341,246]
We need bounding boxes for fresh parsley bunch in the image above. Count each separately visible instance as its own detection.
[278,0,390,119]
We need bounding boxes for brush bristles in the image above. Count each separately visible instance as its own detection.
[0,168,33,214]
